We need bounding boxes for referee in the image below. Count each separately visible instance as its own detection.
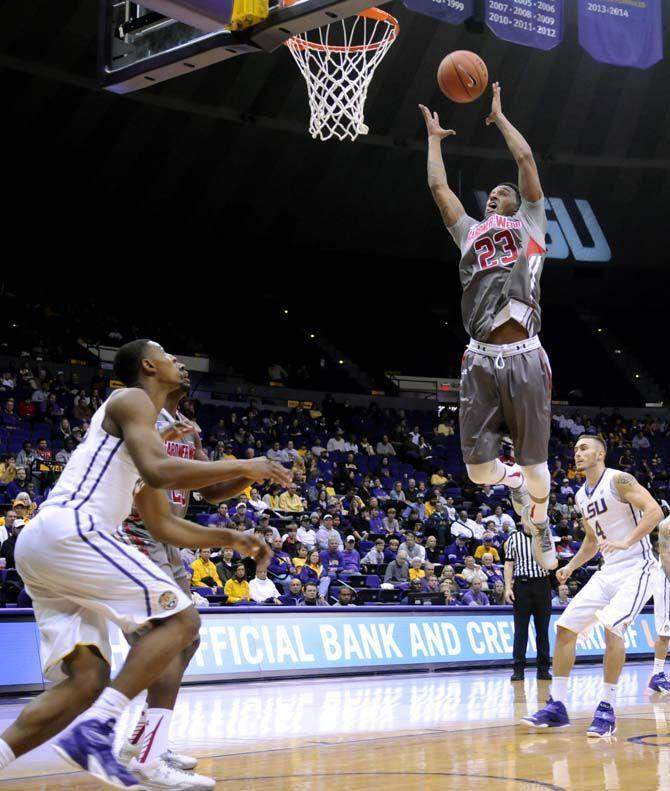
[504,525,552,682]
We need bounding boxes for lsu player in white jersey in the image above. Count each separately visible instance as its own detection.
[522,435,663,737]
[117,362,257,788]
[648,524,670,694]
[0,340,290,790]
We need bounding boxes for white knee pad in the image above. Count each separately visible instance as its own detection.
[521,463,551,501]
[466,460,502,486]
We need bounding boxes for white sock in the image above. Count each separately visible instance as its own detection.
[86,687,130,724]
[550,676,569,704]
[0,739,15,770]
[600,682,617,706]
[654,658,666,676]
[138,708,172,764]
[128,706,148,746]
[521,463,551,523]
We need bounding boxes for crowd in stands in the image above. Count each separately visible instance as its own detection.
[1,353,670,608]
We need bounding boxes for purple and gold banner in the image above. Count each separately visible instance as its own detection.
[485,0,563,51]
[578,0,663,69]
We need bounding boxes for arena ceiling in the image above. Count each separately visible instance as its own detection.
[3,0,669,277]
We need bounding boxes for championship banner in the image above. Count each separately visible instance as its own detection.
[402,0,473,25]
[578,0,663,69]
[484,0,563,51]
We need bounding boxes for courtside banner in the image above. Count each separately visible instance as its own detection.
[0,607,659,689]
[578,0,663,69]
[485,0,563,51]
[402,0,473,25]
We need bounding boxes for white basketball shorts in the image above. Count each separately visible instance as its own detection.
[557,557,656,639]
[652,564,670,638]
[15,506,192,682]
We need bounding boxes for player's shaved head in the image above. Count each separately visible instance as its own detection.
[575,435,607,455]
[113,339,159,386]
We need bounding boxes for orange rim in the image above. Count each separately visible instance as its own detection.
[285,7,399,53]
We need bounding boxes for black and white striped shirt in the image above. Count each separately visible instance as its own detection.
[504,529,549,579]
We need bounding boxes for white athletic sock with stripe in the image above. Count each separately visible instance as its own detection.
[85,687,130,724]
[654,658,666,676]
[0,739,15,770]
[128,706,149,746]
[550,676,569,705]
[138,708,172,764]
[494,460,525,490]
[600,682,617,707]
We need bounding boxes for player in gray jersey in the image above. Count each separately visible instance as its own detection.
[420,83,555,569]
[117,361,258,784]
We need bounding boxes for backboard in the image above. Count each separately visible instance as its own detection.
[99,0,377,93]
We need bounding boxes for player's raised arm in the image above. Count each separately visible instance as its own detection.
[134,483,272,565]
[105,389,292,491]
[599,472,663,555]
[485,82,542,203]
[419,104,466,227]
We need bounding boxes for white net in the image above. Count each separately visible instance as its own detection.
[286,9,398,142]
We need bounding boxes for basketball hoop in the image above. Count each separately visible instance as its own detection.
[285,7,399,142]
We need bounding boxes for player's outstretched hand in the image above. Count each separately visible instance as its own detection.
[241,534,273,565]
[418,104,456,140]
[555,565,572,584]
[246,457,293,487]
[159,419,200,442]
[485,81,502,126]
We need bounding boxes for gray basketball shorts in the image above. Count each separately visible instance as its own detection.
[459,335,552,467]
[147,540,192,598]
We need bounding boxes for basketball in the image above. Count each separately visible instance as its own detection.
[437,50,488,103]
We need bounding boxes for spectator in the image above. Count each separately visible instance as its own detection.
[316,514,343,551]
[216,547,237,585]
[293,544,309,573]
[16,443,36,471]
[268,536,297,585]
[333,587,356,607]
[267,442,289,463]
[11,494,35,522]
[474,535,501,563]
[489,505,515,532]
[55,439,75,465]
[279,578,304,606]
[443,535,468,565]
[278,483,304,513]
[1,399,19,429]
[399,533,426,564]
[425,575,441,593]
[208,503,232,528]
[480,553,504,587]
[458,556,488,588]
[282,523,301,557]
[359,437,375,456]
[451,510,482,540]
[224,564,251,604]
[491,579,506,605]
[249,567,282,604]
[341,536,361,571]
[552,584,572,608]
[362,538,386,566]
[320,537,346,578]
[423,535,441,563]
[384,550,410,586]
[297,515,318,549]
[430,468,448,487]
[299,581,329,606]
[382,507,402,537]
[390,482,406,503]
[408,557,425,582]
[247,488,269,515]
[0,509,17,544]
[191,549,225,592]
[327,431,346,453]
[376,435,396,456]
[0,518,24,568]
[426,503,451,547]
[232,502,255,531]
[442,580,462,606]
[0,456,17,487]
[300,549,331,599]
[462,580,490,607]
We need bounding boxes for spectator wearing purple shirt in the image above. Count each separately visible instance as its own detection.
[384,537,400,562]
[208,503,232,528]
[320,537,346,578]
[341,536,361,571]
[462,580,490,607]
[443,536,468,565]
[1,399,20,429]
[368,507,384,534]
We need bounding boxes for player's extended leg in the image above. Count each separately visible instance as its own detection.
[466,458,529,515]
[0,645,109,761]
[521,625,576,729]
[586,628,623,738]
[649,636,670,693]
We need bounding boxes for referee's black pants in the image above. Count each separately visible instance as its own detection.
[512,577,552,673]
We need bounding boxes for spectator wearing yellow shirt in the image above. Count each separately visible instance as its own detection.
[293,544,309,572]
[409,557,426,582]
[224,564,251,604]
[278,483,304,513]
[0,456,17,486]
[474,540,501,563]
[191,548,224,591]
[430,469,448,487]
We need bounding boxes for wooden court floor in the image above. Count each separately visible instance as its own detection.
[1,664,669,790]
